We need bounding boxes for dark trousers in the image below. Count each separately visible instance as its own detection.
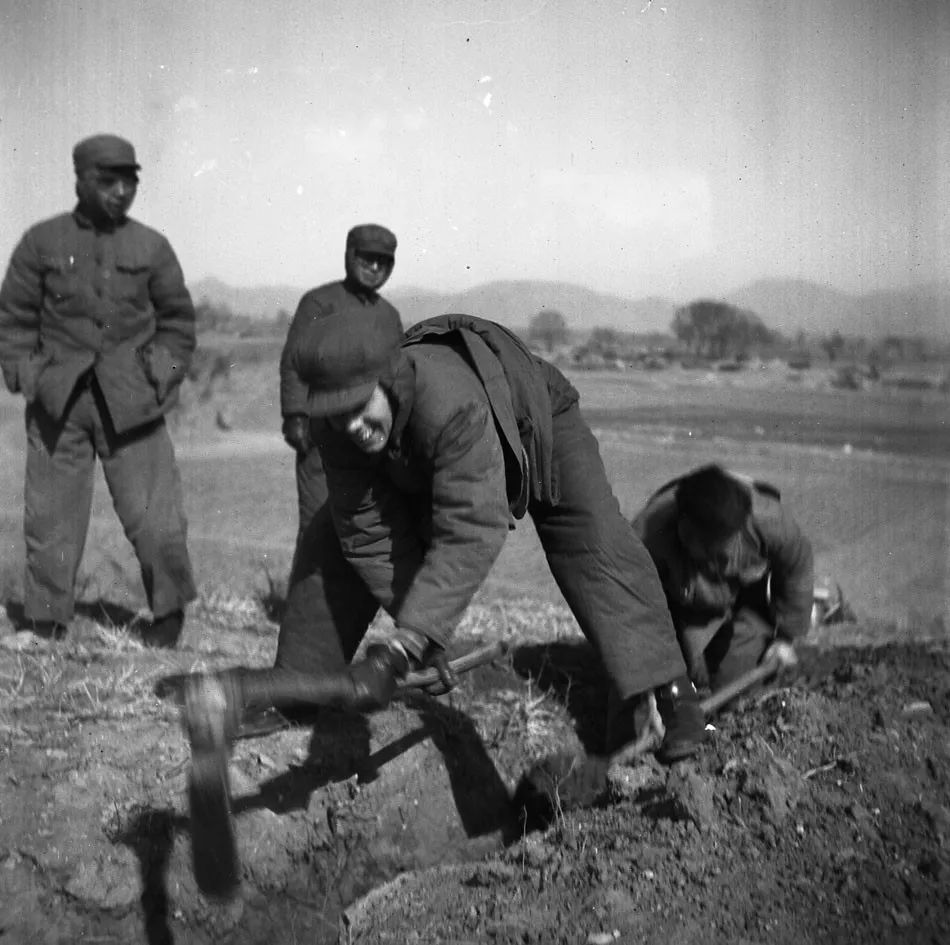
[528,407,684,699]
[294,442,328,543]
[275,406,685,700]
[275,499,377,673]
[22,382,196,624]
[680,580,775,692]
[276,436,378,674]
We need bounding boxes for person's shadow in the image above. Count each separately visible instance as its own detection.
[3,597,142,639]
[111,807,180,945]
[510,639,611,755]
[75,598,140,629]
[240,697,518,841]
[397,691,521,843]
[117,693,517,944]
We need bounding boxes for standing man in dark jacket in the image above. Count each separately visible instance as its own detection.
[0,134,197,645]
[632,464,813,693]
[183,311,704,777]
[279,224,402,543]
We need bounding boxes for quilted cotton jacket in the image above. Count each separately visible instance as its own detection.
[632,472,815,641]
[0,208,195,434]
[317,317,578,646]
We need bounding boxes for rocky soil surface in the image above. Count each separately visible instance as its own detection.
[1,612,948,945]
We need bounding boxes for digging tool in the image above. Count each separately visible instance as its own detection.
[183,640,506,899]
[399,641,507,693]
[228,641,508,738]
[514,654,784,824]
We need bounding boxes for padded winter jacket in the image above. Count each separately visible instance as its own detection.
[279,279,402,419]
[632,472,815,641]
[0,208,195,434]
[318,318,579,645]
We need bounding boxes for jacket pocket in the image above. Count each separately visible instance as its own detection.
[16,351,52,402]
[40,254,80,303]
[115,250,152,306]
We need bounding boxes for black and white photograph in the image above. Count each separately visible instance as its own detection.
[1,2,947,942]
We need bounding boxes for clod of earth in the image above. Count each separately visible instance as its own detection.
[2,633,950,945]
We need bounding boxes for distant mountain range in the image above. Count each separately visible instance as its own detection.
[188,275,950,339]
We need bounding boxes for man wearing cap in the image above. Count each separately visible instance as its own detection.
[182,311,705,784]
[632,464,814,693]
[0,133,197,645]
[279,224,401,547]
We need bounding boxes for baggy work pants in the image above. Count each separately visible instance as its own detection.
[679,579,775,693]
[275,405,685,699]
[527,407,685,699]
[291,440,328,562]
[22,380,196,624]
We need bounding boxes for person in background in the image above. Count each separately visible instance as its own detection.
[631,463,813,693]
[0,134,197,646]
[278,224,401,544]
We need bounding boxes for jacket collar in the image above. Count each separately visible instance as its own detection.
[384,350,415,452]
[72,204,130,233]
[342,276,379,304]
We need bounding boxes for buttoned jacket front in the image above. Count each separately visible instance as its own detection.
[0,208,195,433]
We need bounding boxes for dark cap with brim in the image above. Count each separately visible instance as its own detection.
[310,377,381,417]
[675,464,751,540]
[73,134,141,174]
[303,308,403,417]
[346,223,397,257]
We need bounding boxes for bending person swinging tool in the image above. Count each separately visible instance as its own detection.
[180,310,703,897]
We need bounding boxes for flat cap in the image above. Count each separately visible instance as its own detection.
[301,307,403,416]
[346,223,397,257]
[675,464,752,540]
[73,134,141,174]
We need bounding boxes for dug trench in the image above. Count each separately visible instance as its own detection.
[1,634,949,944]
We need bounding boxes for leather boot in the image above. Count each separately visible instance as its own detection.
[143,609,184,648]
[655,674,705,763]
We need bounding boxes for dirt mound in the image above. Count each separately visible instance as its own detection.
[343,642,950,945]
[1,623,949,944]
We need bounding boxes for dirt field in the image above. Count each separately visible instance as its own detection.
[0,361,947,944]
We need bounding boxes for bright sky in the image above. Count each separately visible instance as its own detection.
[1,0,947,300]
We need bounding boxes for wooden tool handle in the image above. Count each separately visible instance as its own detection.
[398,640,507,691]
[699,655,781,716]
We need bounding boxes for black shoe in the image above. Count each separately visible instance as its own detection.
[28,620,68,641]
[655,674,705,764]
[143,609,184,648]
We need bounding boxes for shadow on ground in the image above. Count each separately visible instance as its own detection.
[114,692,520,944]
[510,638,610,754]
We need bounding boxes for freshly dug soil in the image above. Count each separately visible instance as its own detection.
[1,631,948,945]
[343,640,950,945]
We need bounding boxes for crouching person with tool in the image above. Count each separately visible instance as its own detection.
[181,310,703,896]
[632,464,814,696]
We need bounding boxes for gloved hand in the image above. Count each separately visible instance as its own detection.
[282,414,311,456]
[348,644,410,711]
[763,639,798,671]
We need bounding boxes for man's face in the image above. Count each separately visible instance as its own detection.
[328,384,393,454]
[76,167,138,223]
[346,248,394,293]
